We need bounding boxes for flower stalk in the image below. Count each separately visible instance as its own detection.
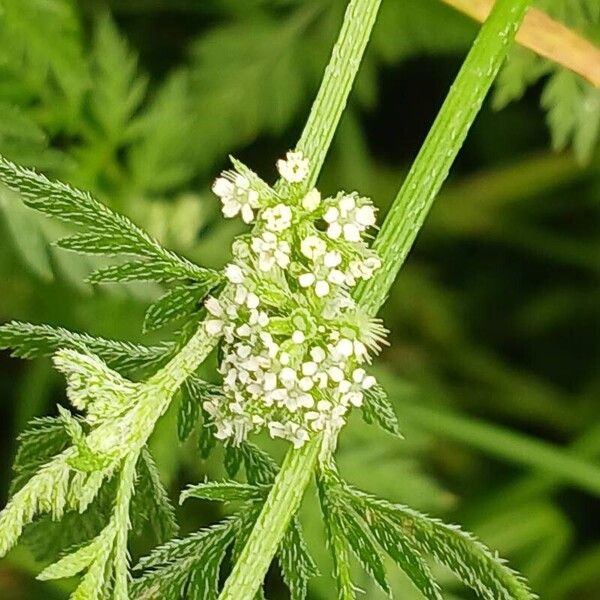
[218,0,531,598]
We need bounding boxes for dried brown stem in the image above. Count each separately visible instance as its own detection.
[442,0,600,87]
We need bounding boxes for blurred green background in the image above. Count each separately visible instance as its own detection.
[0,0,598,598]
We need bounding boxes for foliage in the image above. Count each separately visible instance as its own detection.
[0,0,597,599]
[495,0,600,163]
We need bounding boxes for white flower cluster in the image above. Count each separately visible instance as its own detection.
[206,151,387,448]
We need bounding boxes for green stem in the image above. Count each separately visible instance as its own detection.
[218,436,321,600]
[355,0,532,316]
[294,0,382,193]
[112,454,138,600]
[147,326,217,395]
[220,1,531,599]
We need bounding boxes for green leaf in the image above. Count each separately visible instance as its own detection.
[189,13,307,169]
[87,15,147,145]
[86,257,219,287]
[319,469,391,597]
[0,184,53,280]
[541,71,600,164]
[180,480,267,504]
[56,233,151,257]
[337,504,391,597]
[132,519,236,600]
[20,477,115,563]
[495,1,600,164]
[126,72,197,194]
[71,540,113,600]
[224,444,243,478]
[0,320,173,373]
[327,463,443,600]
[0,0,87,108]
[131,448,178,544]
[37,536,100,581]
[279,517,320,600]
[198,419,218,460]
[359,501,442,600]
[178,379,200,442]
[361,384,402,437]
[317,471,356,600]
[347,486,536,600]
[236,442,279,485]
[10,416,70,493]
[0,154,219,285]
[143,282,213,333]
[178,376,226,446]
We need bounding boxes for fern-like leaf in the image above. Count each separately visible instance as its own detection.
[317,471,357,600]
[346,485,536,600]
[143,282,214,333]
[132,519,237,600]
[180,480,268,504]
[131,449,178,544]
[0,320,173,373]
[361,383,402,437]
[0,155,221,285]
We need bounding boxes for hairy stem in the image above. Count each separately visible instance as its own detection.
[112,454,138,600]
[293,0,382,193]
[355,0,532,316]
[218,435,322,600]
[147,326,217,395]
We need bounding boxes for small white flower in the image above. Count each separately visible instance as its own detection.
[263,372,277,391]
[335,338,354,358]
[205,296,223,317]
[300,235,326,260]
[246,292,260,309]
[323,194,377,242]
[352,368,366,383]
[298,272,315,288]
[302,361,318,376]
[323,251,342,268]
[342,223,361,242]
[328,269,346,285]
[302,188,321,211]
[292,330,305,344]
[268,420,287,439]
[212,172,260,223]
[328,366,344,382]
[298,377,314,391]
[339,195,356,212]
[310,347,326,363]
[234,285,248,304]
[323,207,339,223]
[206,155,386,449]
[205,319,224,335]
[355,205,376,227]
[251,232,290,272]
[314,280,330,297]
[225,264,245,284]
[362,375,376,390]
[279,367,297,388]
[277,151,310,183]
[289,424,310,448]
[263,204,292,232]
[346,391,363,407]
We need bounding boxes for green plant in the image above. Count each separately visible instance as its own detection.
[1,0,596,598]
